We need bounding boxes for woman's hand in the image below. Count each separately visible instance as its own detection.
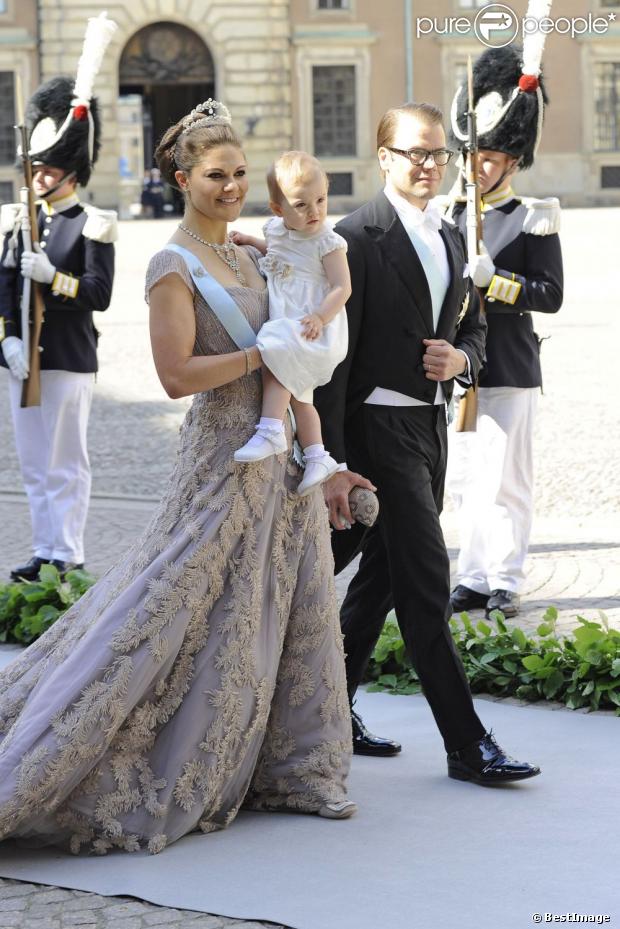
[323,470,377,530]
[301,313,324,341]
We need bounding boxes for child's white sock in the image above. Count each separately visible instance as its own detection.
[260,417,285,433]
[303,443,327,460]
[234,417,287,462]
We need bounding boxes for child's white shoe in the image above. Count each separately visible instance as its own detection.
[234,426,287,462]
[297,454,339,496]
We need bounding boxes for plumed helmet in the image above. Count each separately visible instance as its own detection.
[449,44,549,170]
[20,12,116,188]
[26,77,102,186]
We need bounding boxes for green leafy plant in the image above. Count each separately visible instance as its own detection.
[0,564,95,645]
[367,607,620,714]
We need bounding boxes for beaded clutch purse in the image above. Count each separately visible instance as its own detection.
[348,487,379,528]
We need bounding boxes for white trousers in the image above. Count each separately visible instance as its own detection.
[8,370,94,563]
[447,386,538,594]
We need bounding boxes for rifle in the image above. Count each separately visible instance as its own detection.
[15,74,45,408]
[455,57,483,434]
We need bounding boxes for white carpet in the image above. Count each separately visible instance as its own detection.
[0,644,617,929]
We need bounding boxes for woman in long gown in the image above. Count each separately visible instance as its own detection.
[0,101,354,855]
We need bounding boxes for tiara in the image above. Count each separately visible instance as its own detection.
[179,99,232,137]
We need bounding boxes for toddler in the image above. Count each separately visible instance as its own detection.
[233,151,350,496]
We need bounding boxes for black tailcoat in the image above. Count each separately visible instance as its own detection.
[316,191,486,463]
[314,191,488,752]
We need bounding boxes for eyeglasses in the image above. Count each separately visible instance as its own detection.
[387,147,454,167]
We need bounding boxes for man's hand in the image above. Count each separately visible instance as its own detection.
[469,247,495,288]
[21,244,55,284]
[1,336,29,380]
[323,469,376,530]
[422,339,467,382]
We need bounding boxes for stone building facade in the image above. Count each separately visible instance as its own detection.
[1,0,619,211]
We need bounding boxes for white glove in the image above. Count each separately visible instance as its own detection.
[469,247,495,288]
[21,243,56,284]
[2,335,29,380]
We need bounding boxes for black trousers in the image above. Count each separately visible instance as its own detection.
[333,404,485,753]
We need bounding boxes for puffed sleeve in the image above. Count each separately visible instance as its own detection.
[317,228,348,260]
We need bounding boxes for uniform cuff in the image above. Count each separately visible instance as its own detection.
[51,270,79,299]
[486,273,522,305]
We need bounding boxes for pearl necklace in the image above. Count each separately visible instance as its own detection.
[178,224,246,285]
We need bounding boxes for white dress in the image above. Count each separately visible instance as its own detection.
[255,217,348,404]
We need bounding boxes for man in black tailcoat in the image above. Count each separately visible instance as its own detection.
[314,102,540,784]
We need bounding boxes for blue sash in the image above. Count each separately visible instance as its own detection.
[165,244,303,464]
[164,243,257,349]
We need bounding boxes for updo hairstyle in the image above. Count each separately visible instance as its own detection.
[155,119,243,190]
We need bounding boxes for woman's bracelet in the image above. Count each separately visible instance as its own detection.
[243,347,253,376]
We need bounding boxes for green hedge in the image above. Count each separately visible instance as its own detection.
[367,607,620,714]
[2,572,619,715]
[0,564,95,645]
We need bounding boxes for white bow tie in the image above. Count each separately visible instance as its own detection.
[407,203,443,233]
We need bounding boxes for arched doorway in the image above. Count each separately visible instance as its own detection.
[119,22,215,213]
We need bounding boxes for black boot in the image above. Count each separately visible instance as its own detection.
[450,584,489,613]
[50,559,84,579]
[351,708,402,757]
[486,589,520,618]
[10,556,49,582]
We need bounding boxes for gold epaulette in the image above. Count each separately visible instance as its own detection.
[486,273,522,305]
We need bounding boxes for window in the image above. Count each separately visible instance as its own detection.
[456,0,488,7]
[312,65,356,157]
[0,181,13,204]
[317,0,350,9]
[454,61,468,91]
[594,62,620,151]
[0,1,7,12]
[327,172,353,195]
[601,166,620,188]
[0,72,16,166]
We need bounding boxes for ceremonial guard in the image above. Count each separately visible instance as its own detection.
[0,14,117,580]
[446,42,563,619]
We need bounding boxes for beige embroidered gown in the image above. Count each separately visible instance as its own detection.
[0,248,352,855]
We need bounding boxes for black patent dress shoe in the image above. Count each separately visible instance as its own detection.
[486,589,520,618]
[449,584,489,613]
[448,731,540,785]
[351,709,402,757]
[50,559,84,579]
[10,556,50,582]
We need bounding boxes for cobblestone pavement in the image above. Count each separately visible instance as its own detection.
[0,210,619,925]
[0,878,287,928]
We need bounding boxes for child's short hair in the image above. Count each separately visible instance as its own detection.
[267,151,329,203]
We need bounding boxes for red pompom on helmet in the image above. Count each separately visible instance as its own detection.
[519,74,539,93]
[73,104,89,121]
